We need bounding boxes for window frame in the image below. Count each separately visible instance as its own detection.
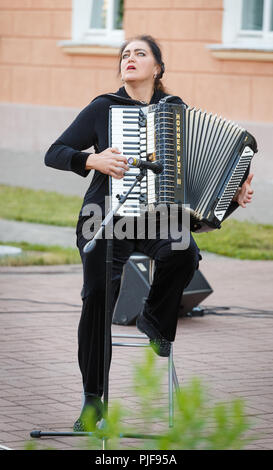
[71,0,124,48]
[222,0,273,49]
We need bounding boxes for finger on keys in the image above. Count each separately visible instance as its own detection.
[117,155,129,170]
[113,168,124,179]
[111,147,121,154]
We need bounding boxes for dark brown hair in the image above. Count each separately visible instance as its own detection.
[119,35,166,92]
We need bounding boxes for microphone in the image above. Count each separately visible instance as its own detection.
[127,157,163,175]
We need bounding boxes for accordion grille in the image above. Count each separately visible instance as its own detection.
[184,108,245,218]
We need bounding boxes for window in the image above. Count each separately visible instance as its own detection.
[240,0,273,41]
[71,0,124,47]
[90,0,123,30]
[241,0,264,31]
[220,0,273,49]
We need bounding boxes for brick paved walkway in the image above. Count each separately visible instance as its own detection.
[0,254,273,450]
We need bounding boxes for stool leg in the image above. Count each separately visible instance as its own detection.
[168,345,174,428]
[172,363,180,393]
[149,259,155,284]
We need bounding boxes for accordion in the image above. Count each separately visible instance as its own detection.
[109,102,257,232]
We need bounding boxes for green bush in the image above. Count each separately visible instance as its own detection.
[80,348,252,450]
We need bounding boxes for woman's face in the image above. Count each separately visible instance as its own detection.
[120,40,160,86]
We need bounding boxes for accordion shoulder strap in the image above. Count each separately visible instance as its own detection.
[103,93,136,103]
[92,93,184,106]
[104,93,179,103]
[158,95,179,103]
[98,93,178,104]
[91,93,134,104]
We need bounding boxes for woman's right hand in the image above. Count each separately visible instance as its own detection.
[85,147,129,179]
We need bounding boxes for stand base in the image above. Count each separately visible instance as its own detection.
[30,427,161,440]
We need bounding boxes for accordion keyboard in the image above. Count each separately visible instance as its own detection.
[110,107,147,216]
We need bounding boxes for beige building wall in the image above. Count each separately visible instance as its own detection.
[1,0,273,121]
[0,0,120,108]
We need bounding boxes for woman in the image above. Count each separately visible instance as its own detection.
[45,35,254,431]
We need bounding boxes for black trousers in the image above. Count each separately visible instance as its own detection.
[76,215,200,397]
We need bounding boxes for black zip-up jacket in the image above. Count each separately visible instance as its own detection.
[44,86,184,216]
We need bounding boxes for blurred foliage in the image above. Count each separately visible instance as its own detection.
[78,349,253,450]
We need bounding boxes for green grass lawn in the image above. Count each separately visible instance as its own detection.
[0,241,81,266]
[193,219,273,260]
[0,184,273,264]
[0,184,82,227]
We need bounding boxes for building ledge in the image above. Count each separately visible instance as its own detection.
[59,40,120,56]
[208,44,273,62]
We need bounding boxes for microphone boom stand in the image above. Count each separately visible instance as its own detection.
[83,168,147,449]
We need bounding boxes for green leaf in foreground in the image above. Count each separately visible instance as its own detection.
[78,349,254,450]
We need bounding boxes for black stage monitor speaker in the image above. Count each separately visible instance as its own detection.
[112,255,150,326]
[179,269,213,317]
[112,255,213,325]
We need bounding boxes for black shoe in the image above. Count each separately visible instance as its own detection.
[73,396,103,432]
[73,417,90,432]
[136,314,172,357]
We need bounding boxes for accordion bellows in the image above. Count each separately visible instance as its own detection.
[109,102,257,232]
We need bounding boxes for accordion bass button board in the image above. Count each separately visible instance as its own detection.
[109,103,258,231]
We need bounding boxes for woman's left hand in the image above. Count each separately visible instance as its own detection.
[234,173,254,208]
